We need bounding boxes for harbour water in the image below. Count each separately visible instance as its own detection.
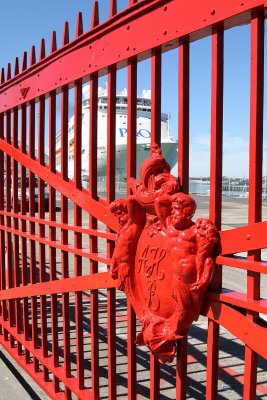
[189,182,249,197]
[96,179,250,197]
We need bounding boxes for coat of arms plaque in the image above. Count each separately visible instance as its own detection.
[110,144,219,363]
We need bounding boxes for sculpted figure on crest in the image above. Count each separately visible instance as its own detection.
[110,144,219,363]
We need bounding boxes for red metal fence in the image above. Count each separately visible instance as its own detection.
[0,0,266,399]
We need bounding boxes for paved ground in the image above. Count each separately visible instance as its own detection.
[0,194,266,399]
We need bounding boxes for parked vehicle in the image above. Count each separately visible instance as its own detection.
[16,176,49,212]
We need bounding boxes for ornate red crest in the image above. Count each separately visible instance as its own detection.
[110,145,219,363]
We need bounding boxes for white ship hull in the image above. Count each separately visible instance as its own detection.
[97,142,177,177]
[56,91,177,182]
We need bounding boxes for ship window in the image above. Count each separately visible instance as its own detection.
[116,97,127,104]
[99,97,107,104]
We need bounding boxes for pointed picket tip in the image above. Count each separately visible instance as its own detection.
[110,0,117,18]
[62,21,69,46]
[91,1,99,28]
[39,38,46,60]
[6,63,11,80]
[50,31,57,54]
[76,11,83,37]
[30,46,36,66]
[1,68,5,84]
[14,57,19,76]
[22,52,27,71]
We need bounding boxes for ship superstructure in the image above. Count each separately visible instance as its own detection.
[55,86,177,184]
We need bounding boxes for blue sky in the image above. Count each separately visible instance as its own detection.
[0,1,266,177]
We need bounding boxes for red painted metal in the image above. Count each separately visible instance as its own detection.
[206,25,224,400]
[244,10,264,400]
[0,1,266,399]
[89,72,100,400]
[110,146,219,363]
[106,64,117,400]
[178,39,189,195]
[127,56,137,400]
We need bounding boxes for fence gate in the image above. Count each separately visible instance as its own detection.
[0,0,266,399]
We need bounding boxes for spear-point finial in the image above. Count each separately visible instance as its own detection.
[22,52,27,71]
[91,1,99,28]
[39,38,46,60]
[1,68,5,84]
[76,11,83,37]
[62,21,69,45]
[30,45,36,66]
[110,0,117,18]
[51,31,57,53]
[7,63,11,80]
[14,57,19,76]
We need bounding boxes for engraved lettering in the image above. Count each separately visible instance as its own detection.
[146,280,160,311]
[138,245,149,273]
[138,245,167,310]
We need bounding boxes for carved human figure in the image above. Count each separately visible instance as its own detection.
[110,197,146,292]
[155,192,219,325]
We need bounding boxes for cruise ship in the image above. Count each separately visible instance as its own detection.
[55,86,177,185]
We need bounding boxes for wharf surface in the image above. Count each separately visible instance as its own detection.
[0,194,266,400]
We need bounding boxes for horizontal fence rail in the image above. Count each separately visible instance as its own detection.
[0,0,266,399]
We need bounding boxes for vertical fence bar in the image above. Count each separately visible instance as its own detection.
[5,109,16,349]
[20,103,30,363]
[206,25,224,400]
[151,48,162,147]
[150,47,161,400]
[0,111,6,339]
[38,95,49,381]
[244,10,264,400]
[28,54,37,374]
[49,90,60,391]
[107,66,116,201]
[29,99,39,372]
[12,107,23,355]
[209,26,224,228]
[106,65,117,400]
[110,0,117,17]
[127,56,137,400]
[61,86,71,399]
[74,79,84,389]
[178,39,190,194]
[176,338,188,400]
[89,74,100,399]
[176,38,190,400]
